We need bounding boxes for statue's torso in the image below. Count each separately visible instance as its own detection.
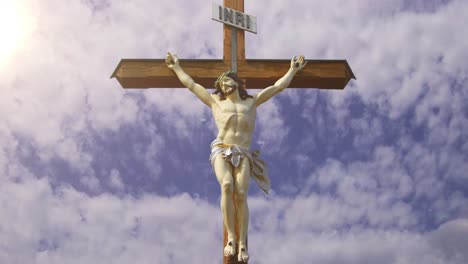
[211,95,256,148]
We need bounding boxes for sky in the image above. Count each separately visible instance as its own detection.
[1,0,468,263]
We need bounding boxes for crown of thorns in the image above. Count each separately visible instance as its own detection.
[214,69,236,89]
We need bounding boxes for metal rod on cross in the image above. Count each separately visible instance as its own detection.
[231,28,237,72]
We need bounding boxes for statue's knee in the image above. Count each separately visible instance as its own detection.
[222,181,233,193]
[236,189,247,202]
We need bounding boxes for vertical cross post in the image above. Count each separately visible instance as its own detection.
[223,0,246,64]
[222,2,247,263]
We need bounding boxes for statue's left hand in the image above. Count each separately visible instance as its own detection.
[291,55,307,71]
[165,52,179,68]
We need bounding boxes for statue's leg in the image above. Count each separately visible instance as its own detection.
[213,154,236,256]
[234,157,250,262]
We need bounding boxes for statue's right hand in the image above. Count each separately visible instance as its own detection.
[165,52,179,68]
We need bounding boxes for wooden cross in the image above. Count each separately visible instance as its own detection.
[111,1,355,90]
[111,1,354,263]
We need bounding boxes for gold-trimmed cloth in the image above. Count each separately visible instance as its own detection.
[209,138,270,194]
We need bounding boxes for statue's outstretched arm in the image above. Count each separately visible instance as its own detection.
[254,56,307,107]
[166,52,215,107]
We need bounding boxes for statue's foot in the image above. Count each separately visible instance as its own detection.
[237,246,249,262]
[223,240,236,256]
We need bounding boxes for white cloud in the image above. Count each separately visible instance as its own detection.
[256,98,289,154]
[1,0,467,263]
[1,176,467,264]
[0,177,221,264]
[109,168,124,191]
[350,0,467,120]
[0,0,223,193]
[429,218,468,263]
[247,0,468,134]
[249,194,468,264]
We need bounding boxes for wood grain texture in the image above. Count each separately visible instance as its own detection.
[223,0,246,62]
[111,59,355,89]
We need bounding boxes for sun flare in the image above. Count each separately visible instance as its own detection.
[0,0,28,65]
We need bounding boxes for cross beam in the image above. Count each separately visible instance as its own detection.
[111,58,355,89]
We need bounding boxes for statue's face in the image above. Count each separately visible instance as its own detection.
[221,77,238,96]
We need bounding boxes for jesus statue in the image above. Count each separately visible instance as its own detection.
[166,52,307,262]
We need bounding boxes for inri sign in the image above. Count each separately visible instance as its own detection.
[212,3,257,34]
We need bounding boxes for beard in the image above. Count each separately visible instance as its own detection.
[222,84,238,97]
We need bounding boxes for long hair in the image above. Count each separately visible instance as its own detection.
[213,70,253,101]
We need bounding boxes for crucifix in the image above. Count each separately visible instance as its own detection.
[111,1,355,263]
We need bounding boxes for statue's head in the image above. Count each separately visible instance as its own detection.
[213,70,252,100]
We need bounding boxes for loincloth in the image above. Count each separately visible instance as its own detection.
[209,138,270,194]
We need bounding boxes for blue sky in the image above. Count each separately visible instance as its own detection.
[1,0,468,263]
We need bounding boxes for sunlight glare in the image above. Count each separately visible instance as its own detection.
[0,0,28,65]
